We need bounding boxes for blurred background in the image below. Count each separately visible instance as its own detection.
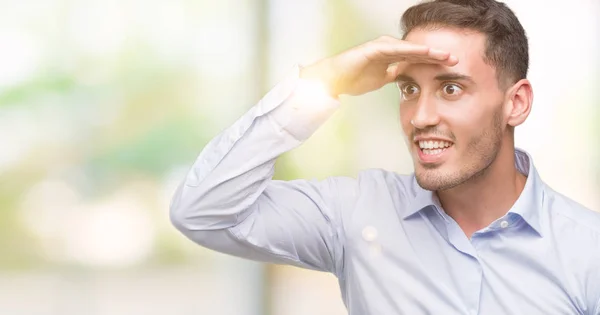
[0,0,598,314]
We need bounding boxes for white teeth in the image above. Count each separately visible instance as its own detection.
[418,140,452,149]
[423,149,444,155]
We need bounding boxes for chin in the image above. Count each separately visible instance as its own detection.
[415,175,445,191]
[414,167,463,192]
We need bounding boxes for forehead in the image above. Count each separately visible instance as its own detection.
[404,27,496,82]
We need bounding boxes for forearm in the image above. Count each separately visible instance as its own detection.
[170,66,340,231]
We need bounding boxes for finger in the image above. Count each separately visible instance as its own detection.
[380,37,458,64]
[379,55,457,68]
[374,41,430,59]
[446,54,459,65]
[366,38,459,67]
[402,53,459,66]
[376,44,457,65]
[385,62,402,82]
[427,49,459,65]
[426,48,451,60]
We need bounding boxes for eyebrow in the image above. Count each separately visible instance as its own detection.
[395,74,416,82]
[395,72,475,85]
[434,72,475,84]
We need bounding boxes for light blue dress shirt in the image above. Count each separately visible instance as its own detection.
[170,66,600,315]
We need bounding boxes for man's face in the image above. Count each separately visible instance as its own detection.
[399,27,507,191]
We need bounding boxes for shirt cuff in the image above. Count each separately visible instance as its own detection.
[268,68,341,141]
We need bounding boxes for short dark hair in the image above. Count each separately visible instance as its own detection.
[401,0,529,87]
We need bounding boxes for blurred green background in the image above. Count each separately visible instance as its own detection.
[0,0,598,314]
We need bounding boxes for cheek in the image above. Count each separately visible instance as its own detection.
[441,94,491,122]
[440,104,500,145]
[443,109,477,128]
[399,105,413,133]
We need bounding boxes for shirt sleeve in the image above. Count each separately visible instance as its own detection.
[169,65,355,276]
[592,259,600,315]
[586,233,600,315]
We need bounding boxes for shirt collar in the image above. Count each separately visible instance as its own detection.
[402,148,545,236]
[509,148,544,236]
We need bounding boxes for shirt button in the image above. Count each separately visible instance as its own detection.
[500,220,509,228]
[362,226,378,242]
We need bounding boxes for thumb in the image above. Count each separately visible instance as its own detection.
[385,62,403,83]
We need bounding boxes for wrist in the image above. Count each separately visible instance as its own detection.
[299,59,340,98]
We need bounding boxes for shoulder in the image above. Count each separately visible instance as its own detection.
[352,168,418,197]
[538,186,600,312]
[544,185,600,237]
[543,185,600,277]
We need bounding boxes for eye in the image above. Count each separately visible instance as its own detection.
[398,83,420,101]
[441,83,463,97]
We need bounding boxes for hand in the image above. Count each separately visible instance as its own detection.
[300,35,458,97]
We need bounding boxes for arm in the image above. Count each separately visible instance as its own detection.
[170,36,457,275]
[591,261,600,315]
[170,67,352,274]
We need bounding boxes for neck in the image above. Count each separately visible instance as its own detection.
[436,143,527,239]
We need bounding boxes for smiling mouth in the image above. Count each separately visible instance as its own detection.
[417,140,454,155]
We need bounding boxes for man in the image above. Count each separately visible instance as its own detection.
[170,0,600,314]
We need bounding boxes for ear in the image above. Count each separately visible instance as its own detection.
[505,79,533,127]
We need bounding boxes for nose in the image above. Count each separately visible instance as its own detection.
[410,94,440,129]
